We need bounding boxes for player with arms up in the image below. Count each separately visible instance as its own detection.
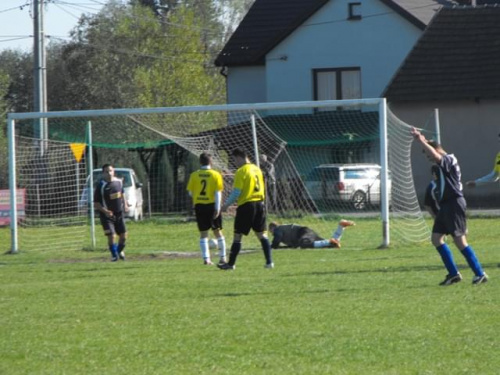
[411,128,488,285]
[187,153,226,265]
[94,164,129,262]
[466,132,500,189]
[218,148,273,270]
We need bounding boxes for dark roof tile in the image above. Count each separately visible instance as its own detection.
[385,6,500,101]
[215,0,452,67]
[215,0,328,67]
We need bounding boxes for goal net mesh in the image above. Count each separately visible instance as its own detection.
[10,101,429,252]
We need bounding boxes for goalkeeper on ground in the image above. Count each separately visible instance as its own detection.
[466,132,500,188]
[268,220,355,249]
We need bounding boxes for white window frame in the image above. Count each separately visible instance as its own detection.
[348,2,362,20]
[313,68,362,107]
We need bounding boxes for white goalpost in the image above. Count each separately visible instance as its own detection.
[7,99,429,254]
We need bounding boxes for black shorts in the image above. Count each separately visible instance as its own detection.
[297,227,323,248]
[194,203,222,232]
[432,197,467,237]
[234,201,266,236]
[99,212,127,236]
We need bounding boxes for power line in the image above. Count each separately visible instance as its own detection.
[0,2,32,15]
[0,37,32,44]
[52,0,227,37]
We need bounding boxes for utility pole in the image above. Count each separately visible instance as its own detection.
[33,0,48,155]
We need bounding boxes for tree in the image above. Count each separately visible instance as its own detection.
[129,3,224,108]
[0,50,34,114]
[215,0,255,42]
[53,2,140,110]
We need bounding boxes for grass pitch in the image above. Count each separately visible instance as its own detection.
[1,217,499,374]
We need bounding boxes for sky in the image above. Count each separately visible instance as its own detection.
[0,0,106,52]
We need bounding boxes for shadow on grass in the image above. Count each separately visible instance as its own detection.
[285,262,499,277]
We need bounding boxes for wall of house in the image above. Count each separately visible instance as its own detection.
[263,0,422,103]
[226,66,266,104]
[389,100,500,208]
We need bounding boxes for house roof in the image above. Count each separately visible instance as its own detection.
[215,0,329,67]
[384,6,500,102]
[380,0,452,27]
[215,0,454,67]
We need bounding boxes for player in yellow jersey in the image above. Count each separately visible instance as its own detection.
[218,148,273,270]
[466,132,500,189]
[187,153,226,265]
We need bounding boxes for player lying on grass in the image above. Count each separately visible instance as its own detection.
[268,220,355,249]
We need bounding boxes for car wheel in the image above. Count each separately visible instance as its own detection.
[352,191,367,210]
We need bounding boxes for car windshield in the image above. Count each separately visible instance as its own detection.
[344,169,380,179]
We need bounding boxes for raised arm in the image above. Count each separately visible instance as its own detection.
[410,127,442,163]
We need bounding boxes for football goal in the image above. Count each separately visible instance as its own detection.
[7,99,429,253]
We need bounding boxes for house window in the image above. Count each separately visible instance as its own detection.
[348,2,362,20]
[314,68,361,104]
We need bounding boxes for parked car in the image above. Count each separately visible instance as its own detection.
[304,164,391,210]
[80,168,144,221]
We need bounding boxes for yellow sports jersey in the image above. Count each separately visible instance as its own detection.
[187,168,223,204]
[494,152,500,173]
[233,163,265,205]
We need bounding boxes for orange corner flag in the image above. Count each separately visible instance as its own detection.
[70,143,86,163]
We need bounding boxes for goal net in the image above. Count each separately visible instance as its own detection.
[7,99,429,253]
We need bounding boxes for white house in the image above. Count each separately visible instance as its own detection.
[215,0,447,104]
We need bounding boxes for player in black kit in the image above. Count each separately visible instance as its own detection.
[94,164,129,261]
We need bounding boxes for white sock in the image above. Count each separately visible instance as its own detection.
[332,225,344,240]
[217,236,226,259]
[313,239,331,248]
[199,238,210,260]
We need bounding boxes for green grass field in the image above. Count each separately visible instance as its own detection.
[1,217,499,374]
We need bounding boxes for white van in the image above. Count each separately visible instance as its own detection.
[80,168,144,221]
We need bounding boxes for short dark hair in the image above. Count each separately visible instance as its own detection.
[268,222,279,232]
[426,140,445,152]
[101,163,112,171]
[199,153,211,166]
[231,148,248,159]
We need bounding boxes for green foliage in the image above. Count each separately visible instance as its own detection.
[0,50,33,113]
[129,4,223,108]
[0,217,499,374]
